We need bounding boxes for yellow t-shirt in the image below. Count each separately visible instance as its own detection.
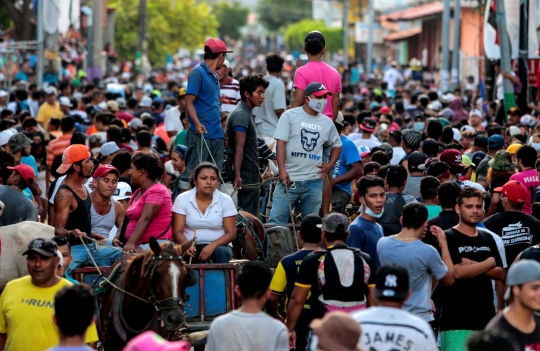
[37,102,64,126]
[0,276,99,351]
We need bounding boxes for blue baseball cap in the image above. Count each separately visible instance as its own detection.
[488,134,505,148]
[305,82,332,97]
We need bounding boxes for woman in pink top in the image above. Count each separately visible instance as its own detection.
[122,153,172,252]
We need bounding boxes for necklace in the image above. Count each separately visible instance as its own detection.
[10,185,22,192]
[395,234,417,242]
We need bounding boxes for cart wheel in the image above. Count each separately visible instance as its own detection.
[194,345,205,351]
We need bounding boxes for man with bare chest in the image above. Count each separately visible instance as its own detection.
[53,145,122,279]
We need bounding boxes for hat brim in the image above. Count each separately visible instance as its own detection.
[56,162,73,174]
[22,248,55,257]
[113,195,131,201]
[375,288,409,301]
[312,90,332,97]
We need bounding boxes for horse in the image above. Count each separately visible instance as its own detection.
[97,237,197,350]
[233,210,267,261]
[0,221,55,291]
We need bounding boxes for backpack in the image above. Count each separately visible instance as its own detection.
[377,193,406,236]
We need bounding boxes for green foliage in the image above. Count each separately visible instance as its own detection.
[109,0,218,65]
[213,2,249,40]
[0,6,12,33]
[284,20,343,53]
[257,0,312,32]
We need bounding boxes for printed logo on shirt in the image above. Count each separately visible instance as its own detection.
[363,331,415,350]
[501,222,534,246]
[300,129,320,152]
[20,299,54,308]
[523,175,539,183]
[458,246,491,254]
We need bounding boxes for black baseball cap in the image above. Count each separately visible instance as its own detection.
[422,138,439,157]
[375,264,410,301]
[473,135,488,149]
[408,151,428,171]
[22,238,58,257]
[305,82,332,98]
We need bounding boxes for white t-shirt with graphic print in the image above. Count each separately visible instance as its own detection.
[273,107,341,182]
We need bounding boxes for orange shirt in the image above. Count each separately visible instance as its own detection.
[47,134,72,166]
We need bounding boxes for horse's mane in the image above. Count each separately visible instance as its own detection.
[123,242,184,283]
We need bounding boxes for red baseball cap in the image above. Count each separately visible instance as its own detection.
[93,164,119,179]
[7,164,36,185]
[57,145,91,174]
[440,149,465,167]
[360,118,377,133]
[379,107,392,114]
[204,38,233,54]
[494,180,527,203]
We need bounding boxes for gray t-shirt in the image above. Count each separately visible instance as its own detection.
[254,74,286,137]
[225,102,259,174]
[476,155,493,182]
[403,175,423,198]
[46,346,94,351]
[377,236,448,322]
[0,185,36,226]
[207,311,289,351]
[274,107,342,181]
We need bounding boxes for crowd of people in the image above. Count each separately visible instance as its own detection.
[0,28,539,351]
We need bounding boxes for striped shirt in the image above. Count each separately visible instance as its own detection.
[46,134,72,166]
[220,78,241,113]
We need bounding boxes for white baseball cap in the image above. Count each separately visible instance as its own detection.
[452,128,462,142]
[469,109,482,118]
[139,96,153,108]
[0,90,7,98]
[59,96,72,107]
[0,130,13,146]
[113,182,132,201]
[509,126,521,136]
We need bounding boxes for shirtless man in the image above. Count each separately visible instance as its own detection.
[54,145,121,279]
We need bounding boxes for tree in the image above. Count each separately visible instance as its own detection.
[109,0,218,65]
[257,0,311,32]
[1,0,35,41]
[213,2,249,40]
[284,20,343,53]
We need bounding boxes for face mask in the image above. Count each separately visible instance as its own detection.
[413,122,425,131]
[532,143,540,152]
[363,198,384,218]
[308,97,328,113]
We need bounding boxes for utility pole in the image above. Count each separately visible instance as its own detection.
[440,0,451,92]
[451,0,461,90]
[366,0,374,74]
[36,0,44,88]
[136,0,148,72]
[496,0,516,112]
[343,0,349,66]
[517,0,529,111]
[91,0,103,80]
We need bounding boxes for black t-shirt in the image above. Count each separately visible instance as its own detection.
[440,228,503,331]
[486,313,540,350]
[484,212,540,264]
[296,244,376,318]
[224,102,259,174]
[424,211,460,248]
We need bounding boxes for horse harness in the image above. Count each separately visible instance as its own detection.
[236,213,268,262]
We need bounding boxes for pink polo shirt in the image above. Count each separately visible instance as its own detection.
[294,61,342,119]
[510,168,540,214]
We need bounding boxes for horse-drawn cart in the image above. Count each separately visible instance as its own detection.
[72,261,246,350]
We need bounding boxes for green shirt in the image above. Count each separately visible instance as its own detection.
[426,205,442,220]
[174,129,187,146]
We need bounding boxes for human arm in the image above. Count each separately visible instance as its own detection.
[495,279,506,311]
[502,71,520,86]
[198,216,236,261]
[276,139,289,185]
[291,88,305,108]
[430,226,455,285]
[0,334,6,351]
[318,146,342,178]
[112,201,125,247]
[454,257,496,279]
[185,94,206,135]
[485,266,504,280]
[123,203,161,252]
[267,262,287,321]
[332,161,363,186]
[54,189,86,238]
[233,130,246,189]
[332,94,340,120]
[285,285,309,338]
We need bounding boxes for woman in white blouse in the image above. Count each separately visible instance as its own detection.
[172,162,237,263]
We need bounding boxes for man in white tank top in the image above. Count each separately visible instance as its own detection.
[90,165,125,246]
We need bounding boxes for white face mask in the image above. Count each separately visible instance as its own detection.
[532,143,540,152]
[363,197,384,218]
[308,97,328,113]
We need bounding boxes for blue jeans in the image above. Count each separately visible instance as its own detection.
[268,179,323,225]
[66,243,122,279]
[194,244,232,263]
[181,130,224,182]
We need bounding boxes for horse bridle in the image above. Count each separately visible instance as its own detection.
[143,246,190,312]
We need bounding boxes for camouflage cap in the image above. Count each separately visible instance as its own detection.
[316,213,350,234]
[8,133,32,154]
[488,150,516,171]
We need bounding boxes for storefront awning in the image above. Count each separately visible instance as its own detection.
[379,2,443,22]
[384,26,422,41]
